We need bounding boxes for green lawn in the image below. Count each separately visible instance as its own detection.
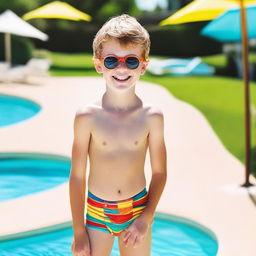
[39,51,256,178]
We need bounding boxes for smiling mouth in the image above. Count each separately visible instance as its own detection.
[113,76,131,82]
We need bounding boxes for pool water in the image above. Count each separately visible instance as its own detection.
[0,157,70,202]
[0,216,218,256]
[0,94,41,127]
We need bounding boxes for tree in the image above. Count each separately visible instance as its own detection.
[167,0,193,11]
[0,0,38,15]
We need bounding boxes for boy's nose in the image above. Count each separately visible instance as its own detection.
[117,60,127,69]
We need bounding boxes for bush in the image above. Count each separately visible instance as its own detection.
[0,35,35,65]
[33,23,97,54]
[147,23,222,57]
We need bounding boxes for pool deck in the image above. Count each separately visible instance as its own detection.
[0,76,256,255]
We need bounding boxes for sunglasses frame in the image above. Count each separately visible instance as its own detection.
[98,55,145,70]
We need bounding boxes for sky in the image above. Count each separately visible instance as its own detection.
[135,0,168,11]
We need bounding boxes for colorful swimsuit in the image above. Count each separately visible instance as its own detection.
[85,188,149,236]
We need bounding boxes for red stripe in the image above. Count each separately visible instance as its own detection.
[86,219,106,228]
[133,195,148,207]
[87,197,118,209]
[105,213,133,224]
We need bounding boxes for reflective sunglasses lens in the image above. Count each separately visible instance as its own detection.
[126,57,140,69]
[104,57,118,69]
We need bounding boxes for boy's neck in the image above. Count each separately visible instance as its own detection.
[102,89,142,113]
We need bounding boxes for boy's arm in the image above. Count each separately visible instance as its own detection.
[69,108,92,239]
[141,107,167,224]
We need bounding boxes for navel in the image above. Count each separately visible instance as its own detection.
[102,141,107,146]
[118,189,121,194]
[134,141,138,145]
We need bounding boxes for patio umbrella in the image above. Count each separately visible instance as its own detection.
[22,1,91,22]
[160,0,256,187]
[160,0,256,25]
[0,10,48,65]
[201,5,256,42]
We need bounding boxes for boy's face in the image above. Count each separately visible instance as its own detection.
[94,38,148,91]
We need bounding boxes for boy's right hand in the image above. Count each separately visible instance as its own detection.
[71,231,91,256]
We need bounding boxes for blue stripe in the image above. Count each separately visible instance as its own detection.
[88,191,105,202]
[104,208,119,214]
[106,219,134,232]
[86,224,110,234]
[133,188,147,201]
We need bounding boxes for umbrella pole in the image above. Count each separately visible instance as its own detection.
[240,0,253,187]
[4,33,11,65]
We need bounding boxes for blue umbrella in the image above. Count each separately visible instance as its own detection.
[200,5,256,42]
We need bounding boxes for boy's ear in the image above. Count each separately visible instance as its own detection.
[93,58,103,73]
[140,60,148,75]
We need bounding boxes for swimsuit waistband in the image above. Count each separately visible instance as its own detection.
[87,187,147,204]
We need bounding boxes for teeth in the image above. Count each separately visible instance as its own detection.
[113,76,130,81]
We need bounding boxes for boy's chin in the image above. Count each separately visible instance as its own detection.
[109,82,135,90]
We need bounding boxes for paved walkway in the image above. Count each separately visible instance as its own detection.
[0,76,256,255]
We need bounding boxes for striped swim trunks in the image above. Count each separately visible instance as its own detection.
[85,187,149,236]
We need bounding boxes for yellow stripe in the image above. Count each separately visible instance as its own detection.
[87,206,105,217]
[118,200,133,209]
[133,206,146,213]
[87,210,112,223]
[88,204,104,212]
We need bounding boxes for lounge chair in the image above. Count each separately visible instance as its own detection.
[0,61,10,72]
[0,58,51,83]
[147,57,215,76]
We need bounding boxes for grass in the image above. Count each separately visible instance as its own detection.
[143,75,256,165]
[201,54,226,69]
[38,50,256,177]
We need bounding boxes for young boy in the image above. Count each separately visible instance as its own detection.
[69,14,167,256]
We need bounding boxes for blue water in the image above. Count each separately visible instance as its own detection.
[0,94,41,127]
[0,217,218,255]
[0,157,70,201]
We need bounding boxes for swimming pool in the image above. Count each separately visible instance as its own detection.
[0,153,70,202]
[0,213,218,255]
[0,94,41,127]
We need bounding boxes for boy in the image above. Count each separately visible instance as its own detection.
[69,14,167,256]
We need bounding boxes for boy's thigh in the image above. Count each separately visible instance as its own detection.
[118,226,152,256]
[86,227,114,256]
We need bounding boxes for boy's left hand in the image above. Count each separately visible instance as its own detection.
[122,215,152,248]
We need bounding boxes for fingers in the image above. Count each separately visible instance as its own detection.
[133,236,142,248]
[123,230,145,248]
[123,231,132,247]
[125,233,136,248]
[123,229,131,241]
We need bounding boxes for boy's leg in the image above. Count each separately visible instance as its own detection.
[118,226,152,256]
[86,227,114,256]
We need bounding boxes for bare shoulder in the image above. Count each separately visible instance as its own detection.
[74,103,98,129]
[146,105,164,124]
[75,101,102,119]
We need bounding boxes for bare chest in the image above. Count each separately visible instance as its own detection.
[90,110,149,151]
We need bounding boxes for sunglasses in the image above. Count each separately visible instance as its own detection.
[98,55,144,70]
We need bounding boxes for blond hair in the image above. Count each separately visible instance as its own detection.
[93,14,150,60]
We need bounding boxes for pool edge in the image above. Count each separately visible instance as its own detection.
[155,212,219,243]
[0,212,219,245]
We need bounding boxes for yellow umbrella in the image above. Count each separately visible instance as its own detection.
[22,1,91,21]
[160,0,256,25]
[160,0,256,187]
